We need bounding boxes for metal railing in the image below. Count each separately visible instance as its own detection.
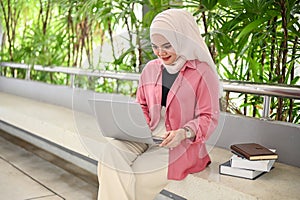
[1,62,300,119]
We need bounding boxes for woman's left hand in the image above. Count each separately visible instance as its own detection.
[160,128,186,148]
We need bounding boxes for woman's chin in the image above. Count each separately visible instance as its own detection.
[162,60,172,65]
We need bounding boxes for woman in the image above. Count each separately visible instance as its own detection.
[97,9,221,200]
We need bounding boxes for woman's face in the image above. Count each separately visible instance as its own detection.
[151,34,177,65]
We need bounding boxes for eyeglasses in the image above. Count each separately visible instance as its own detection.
[151,43,173,52]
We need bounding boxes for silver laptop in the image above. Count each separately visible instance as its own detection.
[88,99,163,144]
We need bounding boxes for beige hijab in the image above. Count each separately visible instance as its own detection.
[150,9,222,97]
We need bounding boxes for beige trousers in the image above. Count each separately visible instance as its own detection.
[97,139,170,200]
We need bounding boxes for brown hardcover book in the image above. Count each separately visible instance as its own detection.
[230,143,278,161]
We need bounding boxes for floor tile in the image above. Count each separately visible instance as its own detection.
[0,158,54,200]
[0,134,98,200]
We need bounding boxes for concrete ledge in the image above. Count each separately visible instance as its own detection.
[0,120,98,175]
[1,119,299,200]
[0,77,300,199]
[165,147,300,200]
[1,77,299,167]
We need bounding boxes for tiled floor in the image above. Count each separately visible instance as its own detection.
[0,132,98,200]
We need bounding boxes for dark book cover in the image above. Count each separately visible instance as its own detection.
[230,143,278,161]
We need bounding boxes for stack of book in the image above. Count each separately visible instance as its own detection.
[219,143,278,180]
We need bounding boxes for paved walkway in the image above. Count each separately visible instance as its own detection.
[0,131,98,200]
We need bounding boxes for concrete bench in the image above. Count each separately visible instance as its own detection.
[1,91,300,200]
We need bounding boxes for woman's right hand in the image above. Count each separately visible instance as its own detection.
[159,128,186,148]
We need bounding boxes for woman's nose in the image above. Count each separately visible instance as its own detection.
[157,48,166,55]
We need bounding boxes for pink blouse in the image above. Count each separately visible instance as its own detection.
[136,59,220,180]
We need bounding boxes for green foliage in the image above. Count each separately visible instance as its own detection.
[0,0,299,123]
